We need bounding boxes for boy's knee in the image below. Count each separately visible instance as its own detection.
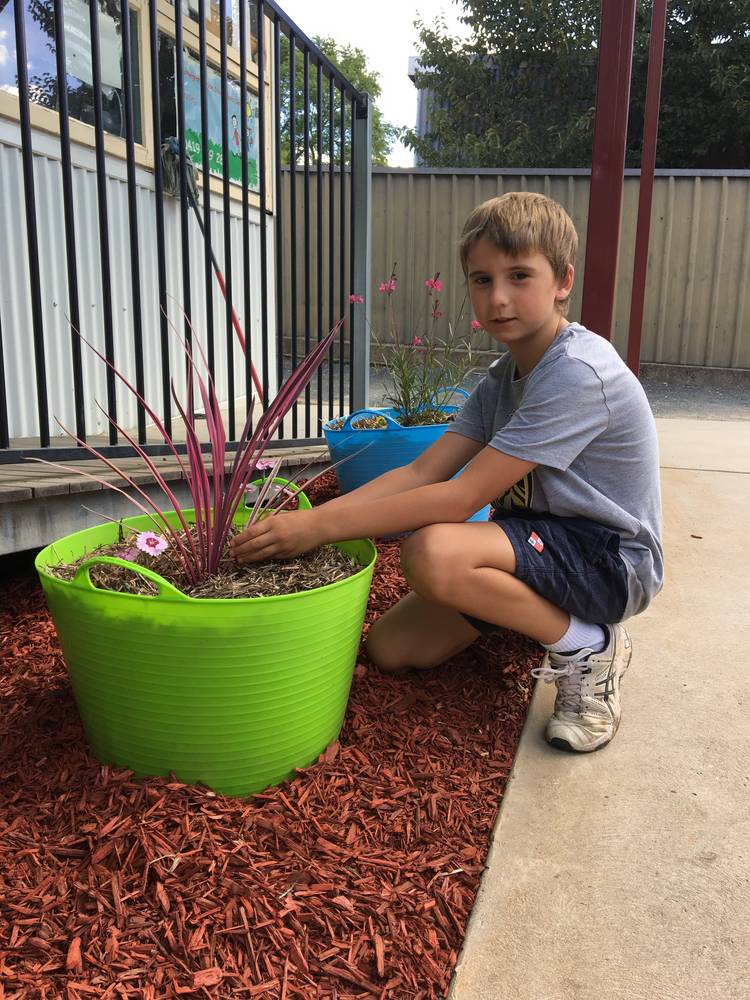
[400,525,455,600]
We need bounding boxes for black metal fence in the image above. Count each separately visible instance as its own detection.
[0,0,371,462]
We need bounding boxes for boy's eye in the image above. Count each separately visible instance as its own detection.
[472,275,490,285]
[511,272,529,281]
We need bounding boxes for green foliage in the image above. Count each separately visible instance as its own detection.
[629,1,750,168]
[403,0,750,169]
[280,34,397,166]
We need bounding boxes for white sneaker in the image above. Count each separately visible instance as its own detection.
[531,624,632,752]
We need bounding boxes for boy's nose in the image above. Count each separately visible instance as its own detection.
[490,282,510,307]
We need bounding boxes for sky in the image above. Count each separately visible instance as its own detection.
[278,0,470,167]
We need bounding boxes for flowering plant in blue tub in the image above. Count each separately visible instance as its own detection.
[323,266,490,521]
[362,263,476,427]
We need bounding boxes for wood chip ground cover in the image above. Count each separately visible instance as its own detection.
[0,473,540,999]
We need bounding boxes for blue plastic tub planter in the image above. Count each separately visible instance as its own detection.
[322,392,491,523]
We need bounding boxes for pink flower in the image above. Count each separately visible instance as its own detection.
[471,320,483,331]
[432,308,444,319]
[411,336,423,346]
[379,282,388,293]
[255,458,274,472]
[136,531,168,556]
[348,293,364,304]
[425,277,444,292]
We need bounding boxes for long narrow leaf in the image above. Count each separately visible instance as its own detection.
[93,401,201,574]
[263,446,372,518]
[74,329,191,482]
[196,381,228,571]
[169,385,212,572]
[26,454,196,582]
[159,313,220,573]
[53,417,198,580]
[221,340,322,504]
[245,457,285,527]
[223,319,344,509]
[27,456,168,531]
[163,311,229,572]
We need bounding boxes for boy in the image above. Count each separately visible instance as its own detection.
[230,192,664,753]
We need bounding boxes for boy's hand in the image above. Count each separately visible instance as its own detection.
[230,508,325,564]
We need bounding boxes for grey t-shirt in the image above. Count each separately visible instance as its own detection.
[446,322,663,618]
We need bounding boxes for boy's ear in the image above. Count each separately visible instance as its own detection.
[556,264,575,300]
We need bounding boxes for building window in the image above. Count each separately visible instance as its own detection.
[158,31,260,192]
[0,0,142,142]
[173,0,258,59]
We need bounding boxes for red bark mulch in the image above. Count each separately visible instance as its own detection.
[0,473,540,999]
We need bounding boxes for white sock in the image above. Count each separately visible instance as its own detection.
[542,616,607,655]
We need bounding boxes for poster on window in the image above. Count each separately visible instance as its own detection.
[183,52,259,191]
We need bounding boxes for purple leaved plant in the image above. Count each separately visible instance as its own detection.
[31,318,346,584]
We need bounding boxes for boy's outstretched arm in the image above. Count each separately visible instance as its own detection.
[230,441,536,563]
[320,431,485,511]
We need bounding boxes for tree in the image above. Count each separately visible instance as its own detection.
[628,1,750,168]
[403,0,750,169]
[279,34,397,166]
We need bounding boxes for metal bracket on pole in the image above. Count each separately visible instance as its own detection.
[351,94,372,411]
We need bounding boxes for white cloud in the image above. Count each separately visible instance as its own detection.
[0,45,8,67]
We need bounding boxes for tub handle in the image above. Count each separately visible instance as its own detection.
[339,408,402,431]
[73,556,190,600]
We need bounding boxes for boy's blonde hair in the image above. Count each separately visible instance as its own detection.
[459,192,578,314]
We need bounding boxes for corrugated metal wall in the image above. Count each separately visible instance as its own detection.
[287,167,750,370]
[373,168,750,368]
[0,123,275,440]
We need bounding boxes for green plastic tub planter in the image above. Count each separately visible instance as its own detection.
[322,393,491,523]
[35,488,376,798]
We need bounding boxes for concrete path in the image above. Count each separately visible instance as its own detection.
[450,417,750,1000]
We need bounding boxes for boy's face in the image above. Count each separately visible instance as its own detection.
[466,237,574,354]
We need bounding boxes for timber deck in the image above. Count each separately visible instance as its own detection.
[0,445,330,505]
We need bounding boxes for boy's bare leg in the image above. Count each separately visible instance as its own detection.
[367,522,570,673]
[366,591,481,672]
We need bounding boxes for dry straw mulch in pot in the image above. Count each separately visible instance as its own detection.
[0,472,541,999]
[49,537,359,600]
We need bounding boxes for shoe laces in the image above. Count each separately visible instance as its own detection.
[531,658,590,714]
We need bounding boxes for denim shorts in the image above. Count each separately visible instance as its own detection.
[462,510,630,633]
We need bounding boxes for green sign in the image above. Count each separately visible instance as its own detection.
[183,52,259,190]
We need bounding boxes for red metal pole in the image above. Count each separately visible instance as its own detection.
[626,0,669,376]
[580,0,638,341]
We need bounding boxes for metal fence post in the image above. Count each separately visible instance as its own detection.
[351,94,372,411]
